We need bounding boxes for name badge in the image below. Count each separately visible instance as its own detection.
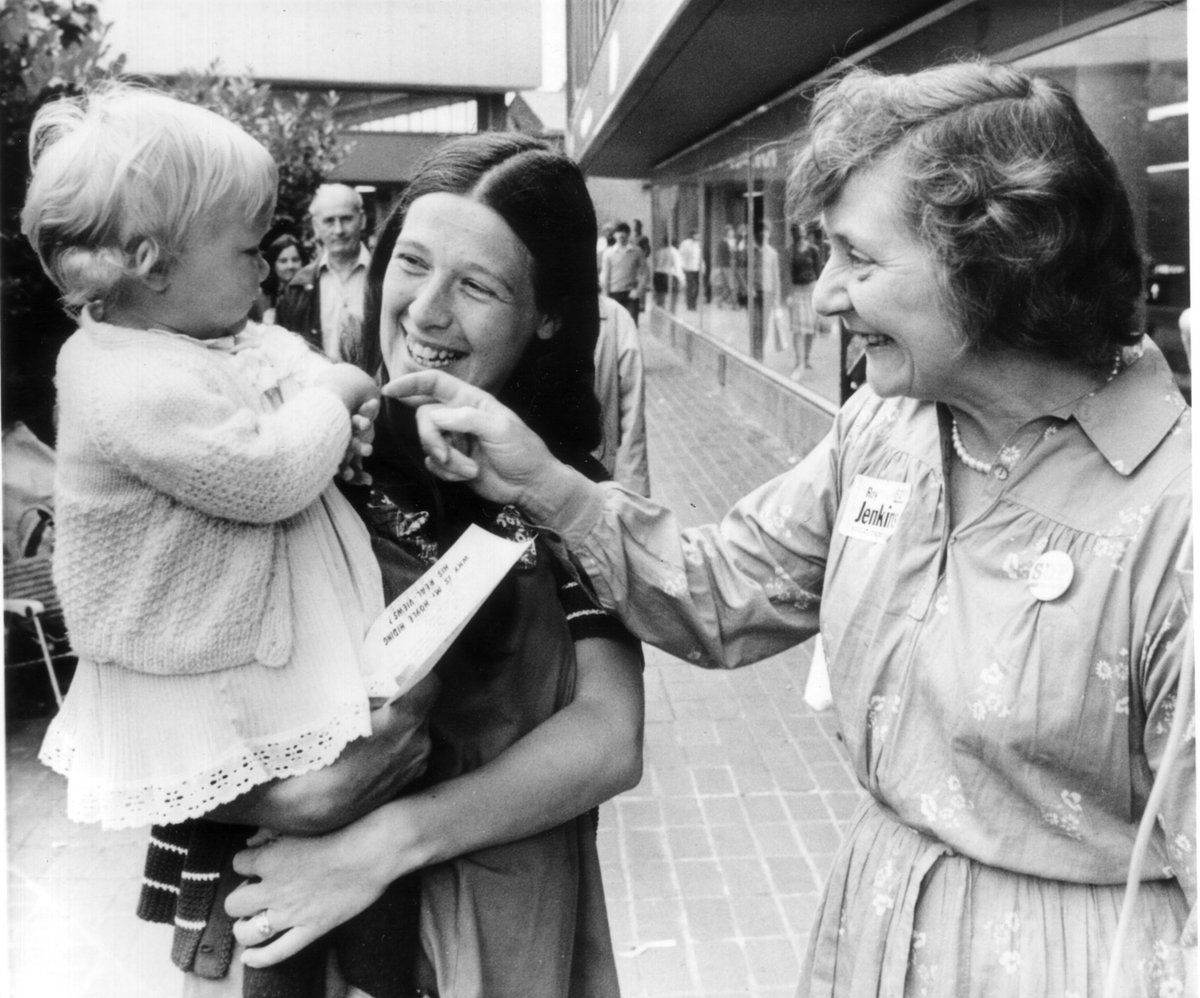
[838,475,911,544]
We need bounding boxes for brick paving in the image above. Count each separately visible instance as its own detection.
[4,326,861,997]
[602,329,861,998]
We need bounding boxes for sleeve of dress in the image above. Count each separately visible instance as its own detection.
[88,342,350,524]
[546,410,848,669]
[1136,490,1195,927]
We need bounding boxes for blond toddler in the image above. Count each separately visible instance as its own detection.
[23,83,425,997]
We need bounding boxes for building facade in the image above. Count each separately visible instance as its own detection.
[104,0,545,230]
[567,0,1190,445]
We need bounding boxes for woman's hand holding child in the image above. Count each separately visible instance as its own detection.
[206,672,440,835]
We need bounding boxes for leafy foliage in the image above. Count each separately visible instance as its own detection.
[170,65,349,239]
[1,6,351,437]
[1,1,124,438]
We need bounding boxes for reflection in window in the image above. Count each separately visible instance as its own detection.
[1015,5,1189,398]
[651,5,1188,403]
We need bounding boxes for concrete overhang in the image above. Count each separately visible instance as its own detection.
[572,0,1162,178]
[573,0,948,178]
[328,131,455,185]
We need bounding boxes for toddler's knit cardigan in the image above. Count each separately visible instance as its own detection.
[53,314,350,674]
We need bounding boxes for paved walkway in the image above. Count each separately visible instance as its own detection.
[4,329,861,997]
[602,330,860,998]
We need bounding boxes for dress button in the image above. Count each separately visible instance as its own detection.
[993,466,1008,480]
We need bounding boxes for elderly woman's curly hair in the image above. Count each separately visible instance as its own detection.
[788,59,1143,369]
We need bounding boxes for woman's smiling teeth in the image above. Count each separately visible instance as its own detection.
[407,337,466,368]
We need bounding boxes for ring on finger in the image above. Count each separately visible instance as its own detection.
[253,909,273,940]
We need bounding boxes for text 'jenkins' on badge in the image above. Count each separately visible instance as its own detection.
[838,474,911,544]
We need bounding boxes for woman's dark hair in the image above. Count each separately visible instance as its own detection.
[362,132,602,462]
[788,59,1143,369]
[259,232,306,305]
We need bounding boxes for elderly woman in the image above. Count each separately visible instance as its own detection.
[383,61,1194,996]
[224,133,644,997]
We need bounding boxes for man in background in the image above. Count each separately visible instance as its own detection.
[277,184,371,362]
[600,221,650,325]
[678,230,703,311]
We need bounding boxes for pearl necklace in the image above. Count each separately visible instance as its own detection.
[950,349,1124,475]
[949,419,996,474]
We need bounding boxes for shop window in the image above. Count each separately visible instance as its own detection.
[1015,5,1189,398]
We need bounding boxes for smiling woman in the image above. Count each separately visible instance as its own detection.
[380,192,558,393]
[360,133,603,464]
[810,155,959,402]
[225,132,643,998]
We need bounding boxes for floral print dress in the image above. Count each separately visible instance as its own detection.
[541,340,1194,997]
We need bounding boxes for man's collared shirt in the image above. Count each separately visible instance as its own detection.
[601,243,647,296]
[317,244,372,359]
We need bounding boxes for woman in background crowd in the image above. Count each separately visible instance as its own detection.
[251,232,306,324]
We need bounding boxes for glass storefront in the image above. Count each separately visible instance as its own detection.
[650,3,1190,404]
[1015,9,1190,398]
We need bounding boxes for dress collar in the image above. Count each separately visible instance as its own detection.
[1059,337,1188,476]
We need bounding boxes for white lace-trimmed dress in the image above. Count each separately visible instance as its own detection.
[40,318,385,830]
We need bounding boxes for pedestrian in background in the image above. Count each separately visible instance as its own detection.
[277,183,372,363]
[679,229,703,310]
[596,219,615,276]
[632,217,651,259]
[713,223,737,307]
[733,222,749,307]
[594,292,650,496]
[600,220,650,325]
[788,223,823,376]
[388,58,1194,997]
[652,236,685,312]
[250,231,306,325]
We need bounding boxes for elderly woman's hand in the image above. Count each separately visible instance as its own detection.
[384,370,571,509]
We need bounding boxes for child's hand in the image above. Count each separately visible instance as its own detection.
[340,397,379,484]
[315,363,380,414]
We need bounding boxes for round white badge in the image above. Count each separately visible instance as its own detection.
[1028,550,1074,601]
